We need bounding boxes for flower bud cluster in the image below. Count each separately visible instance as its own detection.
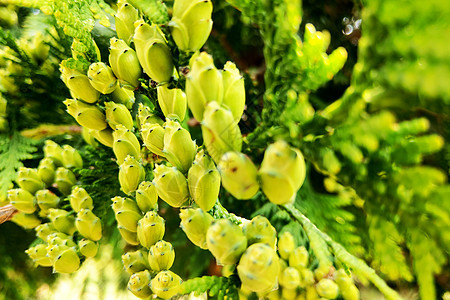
[7,140,102,274]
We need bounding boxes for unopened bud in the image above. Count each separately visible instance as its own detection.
[222,61,245,120]
[113,125,141,165]
[243,215,277,248]
[188,150,220,211]
[206,219,247,265]
[134,20,174,83]
[148,240,175,271]
[64,98,107,131]
[179,208,213,249]
[54,167,77,195]
[150,270,182,299]
[87,62,117,94]
[185,52,223,121]
[122,249,150,275]
[217,151,259,200]
[11,212,41,229]
[37,158,55,186]
[115,1,139,45]
[119,155,145,195]
[8,188,36,214]
[47,208,76,235]
[237,243,279,293]
[259,141,306,205]
[118,225,140,245]
[60,65,99,103]
[69,186,93,213]
[75,208,102,241]
[78,239,98,257]
[141,122,165,156]
[128,270,152,298]
[136,181,158,212]
[153,164,189,207]
[277,231,295,260]
[157,85,187,121]
[16,167,45,194]
[109,37,142,88]
[26,244,53,267]
[316,278,339,299]
[36,189,60,213]
[61,145,83,169]
[137,211,165,248]
[163,120,197,173]
[105,101,134,130]
[111,196,142,232]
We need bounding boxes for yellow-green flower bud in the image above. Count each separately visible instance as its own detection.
[149,240,175,271]
[37,158,55,186]
[140,122,165,156]
[90,128,114,148]
[47,232,75,247]
[69,186,93,213]
[113,124,141,165]
[7,188,36,214]
[289,246,309,269]
[78,239,98,257]
[137,103,164,129]
[54,167,77,195]
[186,52,223,121]
[64,99,107,131]
[150,270,182,299]
[112,85,135,109]
[217,151,259,200]
[105,101,134,130]
[118,225,140,245]
[237,243,279,293]
[115,1,139,45]
[81,127,98,147]
[111,196,142,232]
[206,219,247,265]
[43,140,63,167]
[260,141,306,205]
[16,167,45,194]
[133,20,174,83]
[300,268,315,288]
[137,211,165,248]
[188,150,220,211]
[179,208,213,249]
[243,215,277,248]
[152,164,189,207]
[316,278,339,299]
[278,231,295,260]
[202,102,242,163]
[109,37,142,88]
[136,181,158,212]
[87,62,117,94]
[60,65,99,103]
[169,0,213,52]
[163,119,197,173]
[26,244,53,267]
[335,269,359,300]
[75,208,102,241]
[122,249,150,275]
[11,212,41,229]
[222,61,245,121]
[35,223,56,242]
[157,85,187,121]
[119,155,145,195]
[36,189,60,213]
[128,270,153,299]
[61,145,83,169]
[47,208,76,235]
[279,267,301,290]
[48,244,80,274]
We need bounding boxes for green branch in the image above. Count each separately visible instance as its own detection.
[282,203,402,300]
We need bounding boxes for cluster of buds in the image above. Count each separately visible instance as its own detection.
[111,183,182,299]
[217,140,306,205]
[7,140,102,273]
[256,231,360,300]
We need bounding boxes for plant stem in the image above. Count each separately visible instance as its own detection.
[282,203,402,300]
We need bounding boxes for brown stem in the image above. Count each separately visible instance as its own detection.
[0,204,18,224]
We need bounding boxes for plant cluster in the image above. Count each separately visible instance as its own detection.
[0,0,448,300]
